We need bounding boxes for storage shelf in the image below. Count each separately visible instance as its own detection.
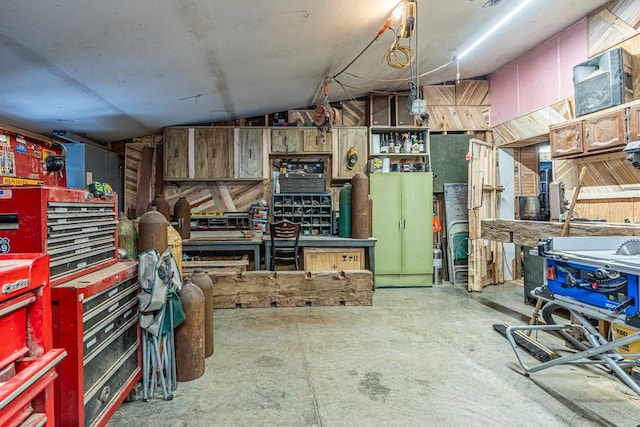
[369,153,428,157]
[272,193,334,235]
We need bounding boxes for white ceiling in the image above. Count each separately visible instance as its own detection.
[0,0,609,143]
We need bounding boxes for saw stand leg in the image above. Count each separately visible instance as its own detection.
[506,308,640,395]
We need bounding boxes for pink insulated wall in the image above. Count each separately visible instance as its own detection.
[489,18,589,126]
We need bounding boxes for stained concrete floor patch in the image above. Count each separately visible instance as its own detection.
[357,371,391,403]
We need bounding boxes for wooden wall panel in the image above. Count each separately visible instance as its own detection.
[427,106,490,131]
[515,146,539,197]
[341,100,366,126]
[124,141,152,218]
[455,80,489,106]
[589,0,640,57]
[492,98,574,147]
[423,85,455,106]
[164,181,265,216]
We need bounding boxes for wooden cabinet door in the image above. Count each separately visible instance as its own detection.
[550,122,583,158]
[332,127,368,179]
[238,128,263,178]
[584,110,626,152]
[194,128,234,178]
[271,129,303,153]
[370,174,403,275]
[629,104,640,141]
[401,173,433,275]
[303,129,331,153]
[163,127,189,179]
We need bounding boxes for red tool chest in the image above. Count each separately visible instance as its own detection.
[0,253,66,426]
[51,260,140,427]
[0,185,118,285]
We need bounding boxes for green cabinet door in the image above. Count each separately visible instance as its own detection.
[370,174,403,275]
[401,173,433,274]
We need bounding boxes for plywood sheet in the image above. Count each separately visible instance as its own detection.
[341,100,366,126]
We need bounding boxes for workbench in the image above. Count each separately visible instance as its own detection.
[263,235,377,274]
[182,231,263,270]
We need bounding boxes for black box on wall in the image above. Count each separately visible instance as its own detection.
[573,47,634,117]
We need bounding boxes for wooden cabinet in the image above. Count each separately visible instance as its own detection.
[164,127,189,179]
[271,129,302,153]
[370,172,433,287]
[332,127,368,179]
[164,126,265,181]
[584,110,626,152]
[629,103,640,141]
[549,101,640,159]
[549,121,583,158]
[194,128,234,178]
[237,128,263,178]
[303,129,332,153]
[271,128,331,154]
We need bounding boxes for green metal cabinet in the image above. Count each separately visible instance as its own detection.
[370,172,433,287]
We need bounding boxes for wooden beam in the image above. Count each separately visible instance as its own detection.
[482,218,640,247]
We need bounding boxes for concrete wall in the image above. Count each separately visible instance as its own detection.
[489,18,589,125]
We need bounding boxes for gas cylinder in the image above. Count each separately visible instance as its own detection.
[117,212,138,259]
[175,277,205,382]
[351,173,369,239]
[190,269,214,357]
[433,245,443,285]
[167,224,183,278]
[151,194,171,221]
[173,196,191,240]
[339,183,352,238]
[138,207,169,254]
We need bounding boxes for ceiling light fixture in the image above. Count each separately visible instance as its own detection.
[456,0,534,60]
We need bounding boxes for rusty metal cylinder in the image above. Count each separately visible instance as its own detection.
[351,173,370,239]
[151,194,171,221]
[366,195,373,238]
[175,277,205,382]
[190,269,214,358]
[117,212,138,259]
[138,207,169,254]
[173,196,191,240]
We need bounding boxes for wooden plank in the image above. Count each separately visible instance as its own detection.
[341,100,366,126]
[482,218,640,247]
[455,80,489,106]
[183,260,249,267]
[208,270,374,308]
[136,146,154,217]
[422,85,455,106]
[492,98,573,147]
[428,106,490,131]
[194,128,234,178]
[589,0,640,56]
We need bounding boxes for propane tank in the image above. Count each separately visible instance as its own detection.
[117,211,138,259]
[190,269,214,357]
[151,194,171,221]
[433,244,443,285]
[339,183,352,238]
[351,173,369,239]
[167,224,183,278]
[138,207,169,254]
[173,196,191,240]
[175,277,205,382]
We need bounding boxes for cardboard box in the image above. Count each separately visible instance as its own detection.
[611,323,640,356]
[303,248,365,271]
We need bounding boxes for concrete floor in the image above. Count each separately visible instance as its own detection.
[109,283,640,426]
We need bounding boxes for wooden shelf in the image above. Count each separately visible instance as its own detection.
[165,178,265,182]
[369,153,428,157]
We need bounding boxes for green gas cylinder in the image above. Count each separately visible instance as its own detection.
[339,183,352,238]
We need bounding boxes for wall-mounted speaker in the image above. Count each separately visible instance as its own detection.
[573,47,634,117]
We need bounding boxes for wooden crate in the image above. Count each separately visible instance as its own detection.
[303,248,364,271]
